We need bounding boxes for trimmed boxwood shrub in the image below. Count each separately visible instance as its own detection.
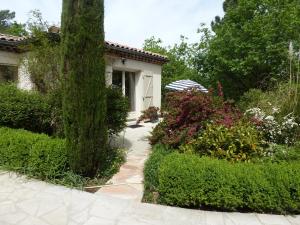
[0,84,52,134]
[0,127,67,180]
[28,138,67,179]
[0,126,126,188]
[143,144,171,202]
[158,153,300,214]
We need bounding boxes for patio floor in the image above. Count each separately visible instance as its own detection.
[95,121,154,201]
[1,172,299,225]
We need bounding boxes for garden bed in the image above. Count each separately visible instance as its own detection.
[0,127,125,189]
[143,145,300,215]
[143,88,300,215]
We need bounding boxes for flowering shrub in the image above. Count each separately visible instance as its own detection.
[180,122,265,161]
[238,83,300,123]
[137,107,159,124]
[245,107,299,145]
[150,90,241,147]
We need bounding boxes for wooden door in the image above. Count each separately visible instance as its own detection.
[143,74,153,109]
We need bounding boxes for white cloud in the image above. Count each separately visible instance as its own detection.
[1,0,224,48]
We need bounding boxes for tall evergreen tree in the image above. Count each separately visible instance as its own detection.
[61,0,107,177]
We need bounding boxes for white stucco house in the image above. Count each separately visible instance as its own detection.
[0,32,168,120]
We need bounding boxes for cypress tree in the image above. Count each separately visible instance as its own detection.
[61,0,107,177]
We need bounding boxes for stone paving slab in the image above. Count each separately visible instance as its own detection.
[0,172,299,225]
[96,122,154,201]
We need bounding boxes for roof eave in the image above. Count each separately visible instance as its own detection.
[105,45,168,65]
[0,33,169,64]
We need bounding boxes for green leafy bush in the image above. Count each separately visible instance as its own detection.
[0,127,45,170]
[0,127,67,179]
[238,89,266,112]
[181,122,265,161]
[149,121,167,145]
[46,87,64,137]
[28,138,67,179]
[260,143,300,163]
[158,153,300,214]
[239,83,300,122]
[106,87,129,136]
[143,144,171,202]
[46,86,129,137]
[0,126,126,188]
[0,84,129,137]
[98,148,126,178]
[0,84,52,134]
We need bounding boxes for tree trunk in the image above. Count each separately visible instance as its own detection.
[61,0,107,177]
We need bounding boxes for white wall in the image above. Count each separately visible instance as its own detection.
[106,56,162,118]
[0,50,20,66]
[0,50,33,90]
[153,72,162,108]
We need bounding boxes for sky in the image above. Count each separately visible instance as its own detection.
[1,0,224,48]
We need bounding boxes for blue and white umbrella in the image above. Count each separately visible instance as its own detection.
[165,79,208,93]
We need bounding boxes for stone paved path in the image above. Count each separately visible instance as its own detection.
[95,121,154,201]
[1,172,299,225]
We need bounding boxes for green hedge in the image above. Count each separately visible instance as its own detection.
[0,84,52,134]
[0,84,129,137]
[0,126,126,188]
[143,144,171,201]
[0,127,67,180]
[158,153,300,214]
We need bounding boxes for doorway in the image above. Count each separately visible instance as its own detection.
[112,70,136,112]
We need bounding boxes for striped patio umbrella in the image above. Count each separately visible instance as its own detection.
[165,79,208,93]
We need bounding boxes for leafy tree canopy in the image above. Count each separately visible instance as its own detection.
[0,10,27,36]
[25,10,61,94]
[143,25,212,96]
[206,0,300,99]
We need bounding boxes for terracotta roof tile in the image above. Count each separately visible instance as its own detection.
[0,33,168,63]
[0,33,26,42]
[105,41,168,62]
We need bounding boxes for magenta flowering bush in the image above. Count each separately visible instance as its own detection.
[150,89,242,147]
